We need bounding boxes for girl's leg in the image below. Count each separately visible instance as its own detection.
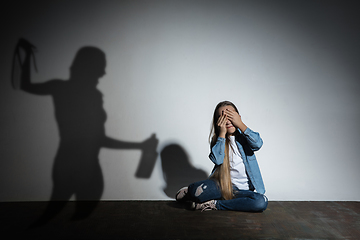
[186,179,222,203]
[216,190,268,212]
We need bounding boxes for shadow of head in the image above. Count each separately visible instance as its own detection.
[70,47,106,81]
[160,144,208,199]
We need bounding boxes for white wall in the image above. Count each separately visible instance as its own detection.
[1,0,359,201]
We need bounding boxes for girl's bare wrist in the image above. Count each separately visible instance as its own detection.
[219,132,226,138]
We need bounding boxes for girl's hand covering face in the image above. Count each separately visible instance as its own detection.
[217,111,228,137]
[225,109,242,129]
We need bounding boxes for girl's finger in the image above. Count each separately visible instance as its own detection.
[219,116,225,125]
[217,114,226,126]
[226,109,239,120]
[217,115,224,126]
[226,109,234,116]
[221,115,228,126]
[217,114,224,123]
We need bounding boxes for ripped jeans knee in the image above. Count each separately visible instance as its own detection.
[188,179,222,203]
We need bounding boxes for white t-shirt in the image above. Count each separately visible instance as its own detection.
[229,136,249,190]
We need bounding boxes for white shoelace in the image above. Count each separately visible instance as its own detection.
[198,201,217,212]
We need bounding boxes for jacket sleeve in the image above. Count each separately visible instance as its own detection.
[241,128,263,151]
[208,137,226,165]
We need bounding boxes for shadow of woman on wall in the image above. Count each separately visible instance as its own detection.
[160,143,208,199]
[14,39,158,226]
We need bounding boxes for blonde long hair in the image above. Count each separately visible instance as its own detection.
[209,101,239,200]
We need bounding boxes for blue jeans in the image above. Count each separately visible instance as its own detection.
[187,179,268,212]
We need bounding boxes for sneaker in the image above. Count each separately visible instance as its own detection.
[192,200,217,211]
[175,187,188,202]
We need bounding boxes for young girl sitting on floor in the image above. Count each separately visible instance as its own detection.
[176,101,268,212]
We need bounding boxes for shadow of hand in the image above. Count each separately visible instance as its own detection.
[142,133,159,152]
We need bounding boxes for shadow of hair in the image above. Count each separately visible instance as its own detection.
[160,143,208,199]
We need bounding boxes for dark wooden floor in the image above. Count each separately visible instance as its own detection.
[0,201,359,239]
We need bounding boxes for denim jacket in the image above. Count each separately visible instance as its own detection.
[209,128,265,194]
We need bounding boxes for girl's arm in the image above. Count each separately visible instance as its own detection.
[240,128,263,151]
[208,137,225,165]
